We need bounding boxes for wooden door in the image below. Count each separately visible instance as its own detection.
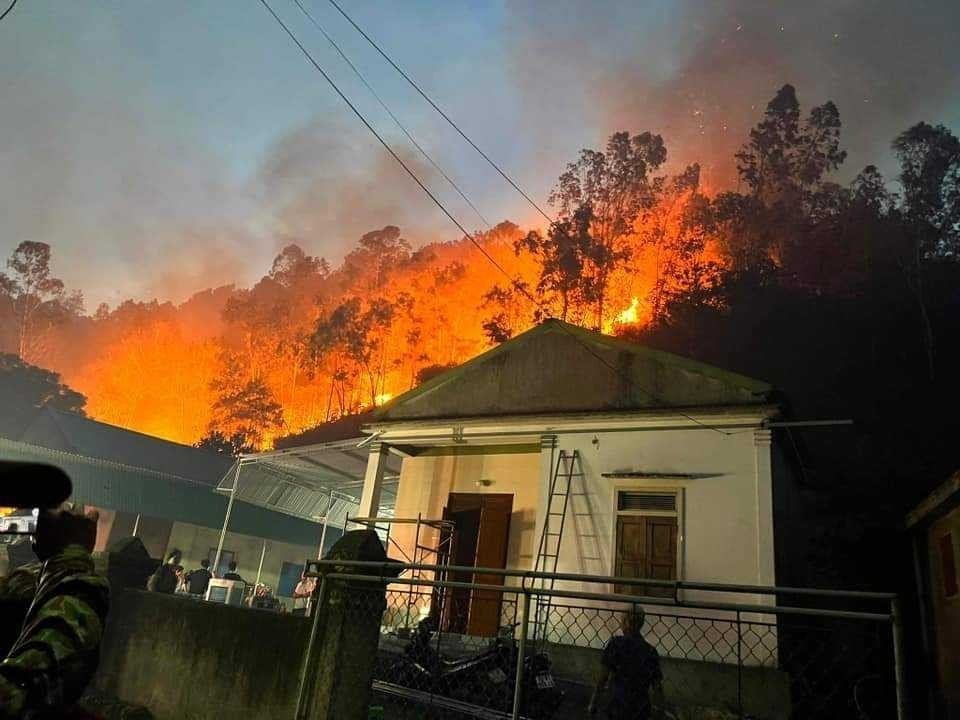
[444,504,482,633]
[470,494,513,636]
[442,493,513,636]
[614,515,677,597]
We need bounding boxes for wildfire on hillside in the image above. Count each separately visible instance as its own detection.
[50,225,674,448]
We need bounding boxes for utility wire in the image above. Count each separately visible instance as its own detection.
[261,0,747,436]
[324,0,555,226]
[292,0,490,228]
[259,0,526,304]
[0,0,19,24]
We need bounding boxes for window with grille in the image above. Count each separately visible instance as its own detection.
[614,490,679,598]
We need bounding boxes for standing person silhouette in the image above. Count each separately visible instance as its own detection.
[589,606,664,719]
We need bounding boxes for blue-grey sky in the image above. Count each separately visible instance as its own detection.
[2,0,958,306]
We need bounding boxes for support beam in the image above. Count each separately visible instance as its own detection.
[254,539,267,591]
[318,492,331,559]
[213,461,241,575]
[358,442,389,518]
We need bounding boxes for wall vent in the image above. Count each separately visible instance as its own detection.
[617,491,677,512]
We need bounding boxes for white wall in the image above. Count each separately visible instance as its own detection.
[388,427,779,663]
[391,428,776,594]
[551,427,776,596]
[164,522,317,606]
[391,450,541,574]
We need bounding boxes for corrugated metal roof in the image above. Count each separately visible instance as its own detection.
[219,439,402,528]
[0,437,323,547]
[16,408,233,486]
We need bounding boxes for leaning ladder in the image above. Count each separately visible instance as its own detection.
[531,449,584,645]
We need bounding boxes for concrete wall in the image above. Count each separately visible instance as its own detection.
[164,521,318,603]
[94,589,309,719]
[547,641,791,719]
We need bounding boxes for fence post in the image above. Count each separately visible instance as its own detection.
[736,610,743,719]
[891,596,908,720]
[294,573,328,720]
[512,588,532,720]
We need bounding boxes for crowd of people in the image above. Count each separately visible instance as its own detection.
[146,550,244,597]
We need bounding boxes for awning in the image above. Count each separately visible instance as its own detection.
[215,439,403,529]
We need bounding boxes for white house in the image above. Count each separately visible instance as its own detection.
[354,319,784,640]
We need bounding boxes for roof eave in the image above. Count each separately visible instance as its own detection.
[362,404,780,442]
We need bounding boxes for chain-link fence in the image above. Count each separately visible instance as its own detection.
[307,562,903,720]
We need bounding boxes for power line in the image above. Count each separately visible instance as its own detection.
[0,0,19,24]
[292,0,490,228]
[324,0,555,226]
[260,0,746,437]
[258,0,529,307]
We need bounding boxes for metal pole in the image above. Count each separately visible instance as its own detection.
[511,589,531,720]
[891,597,908,720]
[736,610,743,719]
[317,492,331,559]
[213,461,241,575]
[294,573,328,720]
[131,513,141,538]
[254,539,267,590]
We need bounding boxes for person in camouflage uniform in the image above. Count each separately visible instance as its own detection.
[0,507,110,719]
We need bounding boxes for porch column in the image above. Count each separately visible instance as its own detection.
[358,442,389,519]
[754,428,776,587]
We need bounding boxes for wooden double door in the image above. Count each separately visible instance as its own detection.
[614,515,678,597]
[442,492,513,636]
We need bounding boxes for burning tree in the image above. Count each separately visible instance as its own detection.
[205,353,285,452]
[548,131,667,327]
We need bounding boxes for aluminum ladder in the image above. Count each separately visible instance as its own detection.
[531,449,584,644]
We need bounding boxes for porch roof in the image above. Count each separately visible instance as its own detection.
[216,439,403,527]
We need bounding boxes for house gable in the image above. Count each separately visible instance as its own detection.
[376,320,772,422]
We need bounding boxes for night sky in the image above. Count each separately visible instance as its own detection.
[2,0,958,306]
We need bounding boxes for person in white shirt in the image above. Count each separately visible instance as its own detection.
[292,571,317,616]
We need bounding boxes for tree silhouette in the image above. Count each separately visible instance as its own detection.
[196,429,253,456]
[893,122,960,258]
[0,241,81,362]
[515,206,592,321]
[0,353,86,437]
[550,131,667,326]
[207,356,284,450]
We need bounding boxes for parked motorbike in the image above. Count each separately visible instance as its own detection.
[381,618,564,718]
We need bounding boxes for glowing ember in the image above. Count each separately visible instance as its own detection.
[375,393,393,406]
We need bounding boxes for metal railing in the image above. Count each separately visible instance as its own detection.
[299,560,904,720]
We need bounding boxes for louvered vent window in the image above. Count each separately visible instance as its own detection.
[617,491,677,513]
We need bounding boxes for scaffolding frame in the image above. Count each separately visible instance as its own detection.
[347,514,456,628]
